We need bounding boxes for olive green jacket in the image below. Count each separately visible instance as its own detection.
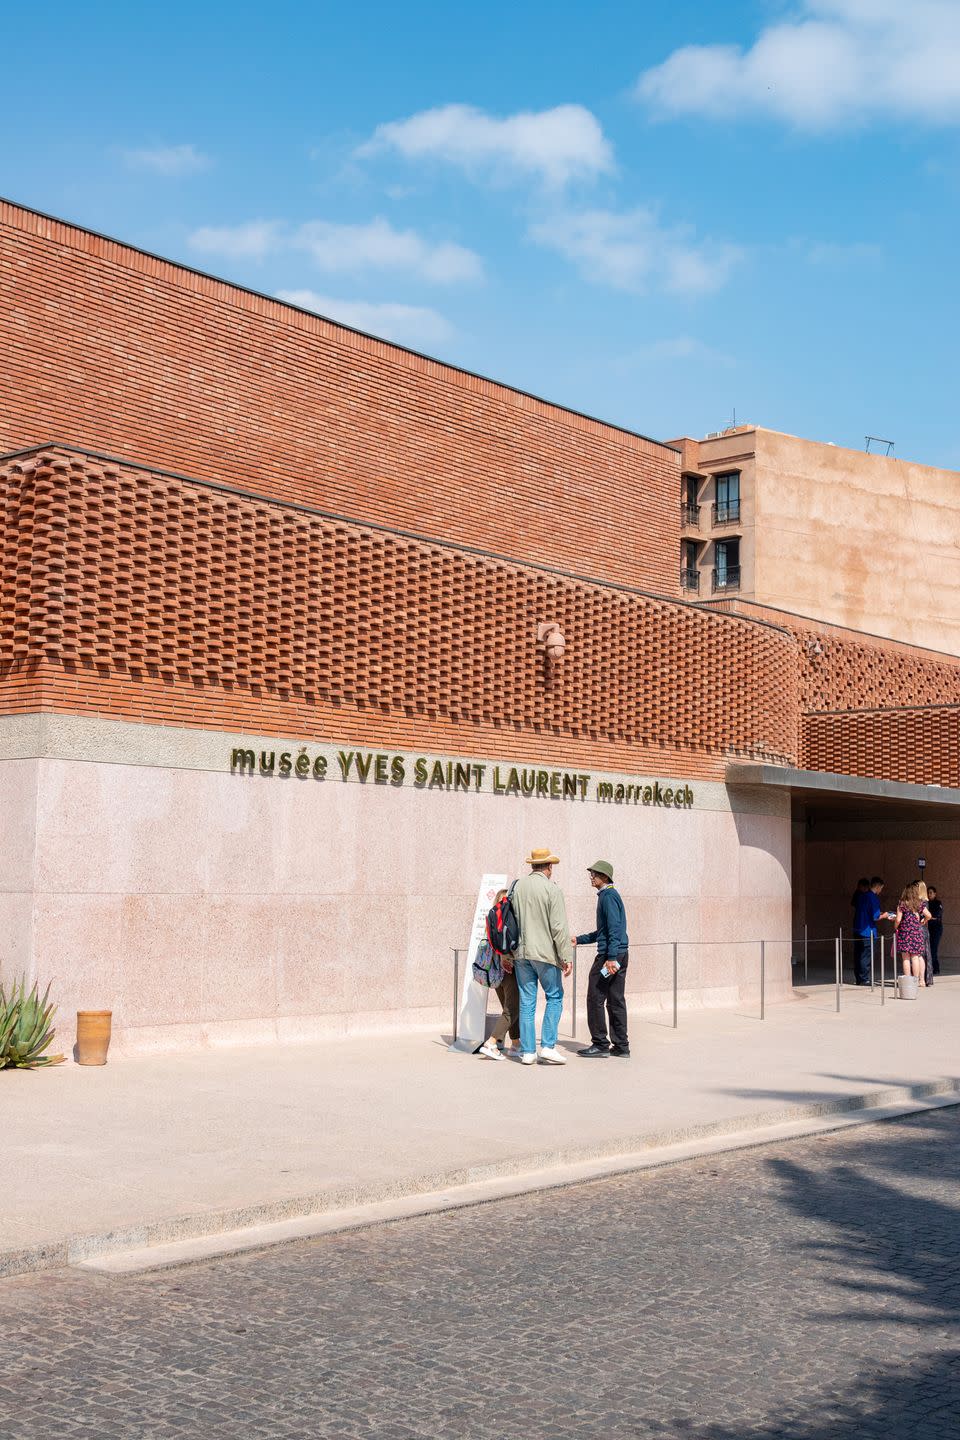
[512,871,574,969]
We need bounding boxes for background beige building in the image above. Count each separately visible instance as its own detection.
[672,426,960,657]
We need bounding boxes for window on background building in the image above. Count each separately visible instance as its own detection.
[713,538,740,592]
[681,474,701,527]
[681,539,700,592]
[713,471,741,526]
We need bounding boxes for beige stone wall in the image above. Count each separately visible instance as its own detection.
[753,429,960,654]
[0,758,39,986]
[679,426,960,656]
[0,716,793,1053]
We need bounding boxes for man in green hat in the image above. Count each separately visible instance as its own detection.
[572,860,630,1058]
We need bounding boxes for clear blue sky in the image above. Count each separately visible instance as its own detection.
[5,1,960,466]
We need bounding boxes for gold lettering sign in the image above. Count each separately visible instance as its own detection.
[229,747,694,808]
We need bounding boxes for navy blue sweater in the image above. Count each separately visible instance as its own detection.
[576,884,629,958]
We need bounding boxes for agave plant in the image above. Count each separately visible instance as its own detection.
[0,978,65,1069]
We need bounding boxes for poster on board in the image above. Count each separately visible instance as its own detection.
[448,872,508,1053]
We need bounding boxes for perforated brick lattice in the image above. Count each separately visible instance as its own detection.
[796,628,960,713]
[0,447,799,774]
[802,706,960,786]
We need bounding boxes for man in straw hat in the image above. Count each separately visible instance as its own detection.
[511,847,574,1066]
[573,860,630,1058]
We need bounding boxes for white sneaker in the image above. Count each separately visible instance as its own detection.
[521,1052,537,1066]
[538,1047,567,1065]
[478,1040,503,1061]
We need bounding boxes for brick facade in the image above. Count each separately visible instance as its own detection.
[0,446,798,780]
[0,199,678,594]
[2,200,960,793]
[802,705,960,786]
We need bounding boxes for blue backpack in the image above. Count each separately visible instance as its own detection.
[472,939,505,989]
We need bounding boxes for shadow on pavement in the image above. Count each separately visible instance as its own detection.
[654,1108,960,1438]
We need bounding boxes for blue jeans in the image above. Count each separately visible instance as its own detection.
[854,935,874,986]
[514,958,564,1055]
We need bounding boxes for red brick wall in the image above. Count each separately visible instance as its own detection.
[792,618,960,785]
[0,200,679,593]
[0,446,799,780]
[802,706,960,786]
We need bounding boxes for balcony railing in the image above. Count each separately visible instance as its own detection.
[680,567,700,593]
[681,502,701,528]
[712,500,741,527]
[712,566,741,593]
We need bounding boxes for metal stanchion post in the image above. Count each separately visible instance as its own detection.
[804,924,808,985]
[760,939,765,1020]
[839,926,844,985]
[672,941,678,1029]
[835,938,841,1013]
[572,950,578,1040]
[870,933,875,990]
[880,935,885,1007]
[452,949,459,1042]
[893,934,898,996]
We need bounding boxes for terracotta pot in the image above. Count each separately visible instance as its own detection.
[76,1010,112,1065]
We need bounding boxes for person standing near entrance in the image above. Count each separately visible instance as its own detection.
[895,884,927,988]
[511,848,574,1066]
[852,877,892,986]
[574,860,630,1059]
[927,886,944,977]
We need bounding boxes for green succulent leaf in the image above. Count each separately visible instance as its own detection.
[0,976,64,1070]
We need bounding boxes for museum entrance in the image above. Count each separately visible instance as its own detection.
[727,764,960,986]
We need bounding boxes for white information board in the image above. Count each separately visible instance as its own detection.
[448,872,508,1053]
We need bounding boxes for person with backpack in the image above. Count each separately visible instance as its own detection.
[477,889,521,1061]
[573,860,630,1058]
[510,847,574,1066]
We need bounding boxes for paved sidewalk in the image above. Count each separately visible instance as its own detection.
[2,980,959,1276]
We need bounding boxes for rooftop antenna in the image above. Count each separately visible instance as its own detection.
[865,435,894,456]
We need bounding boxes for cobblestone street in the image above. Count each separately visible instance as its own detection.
[1,1109,958,1439]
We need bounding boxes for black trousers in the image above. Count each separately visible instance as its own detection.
[930,924,942,975]
[586,952,629,1050]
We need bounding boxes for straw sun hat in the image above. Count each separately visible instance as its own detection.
[525,847,560,865]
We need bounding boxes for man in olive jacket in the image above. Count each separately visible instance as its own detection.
[511,847,574,1066]
[574,859,630,1058]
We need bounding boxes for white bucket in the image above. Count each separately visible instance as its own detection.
[898,974,919,1000]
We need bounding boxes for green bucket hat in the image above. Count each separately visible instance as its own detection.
[587,859,614,881]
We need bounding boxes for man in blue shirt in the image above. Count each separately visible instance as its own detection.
[573,860,630,1058]
[852,876,892,985]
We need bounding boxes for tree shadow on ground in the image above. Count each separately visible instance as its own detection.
[651,1110,960,1439]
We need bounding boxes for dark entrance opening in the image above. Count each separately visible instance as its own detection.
[728,765,960,985]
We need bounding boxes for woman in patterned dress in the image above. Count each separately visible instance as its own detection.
[895,884,926,987]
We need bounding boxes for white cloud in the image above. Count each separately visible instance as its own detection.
[120,143,211,175]
[188,217,481,283]
[276,289,452,347]
[635,1,960,130]
[292,219,481,282]
[359,103,614,187]
[529,209,742,295]
[190,221,282,260]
